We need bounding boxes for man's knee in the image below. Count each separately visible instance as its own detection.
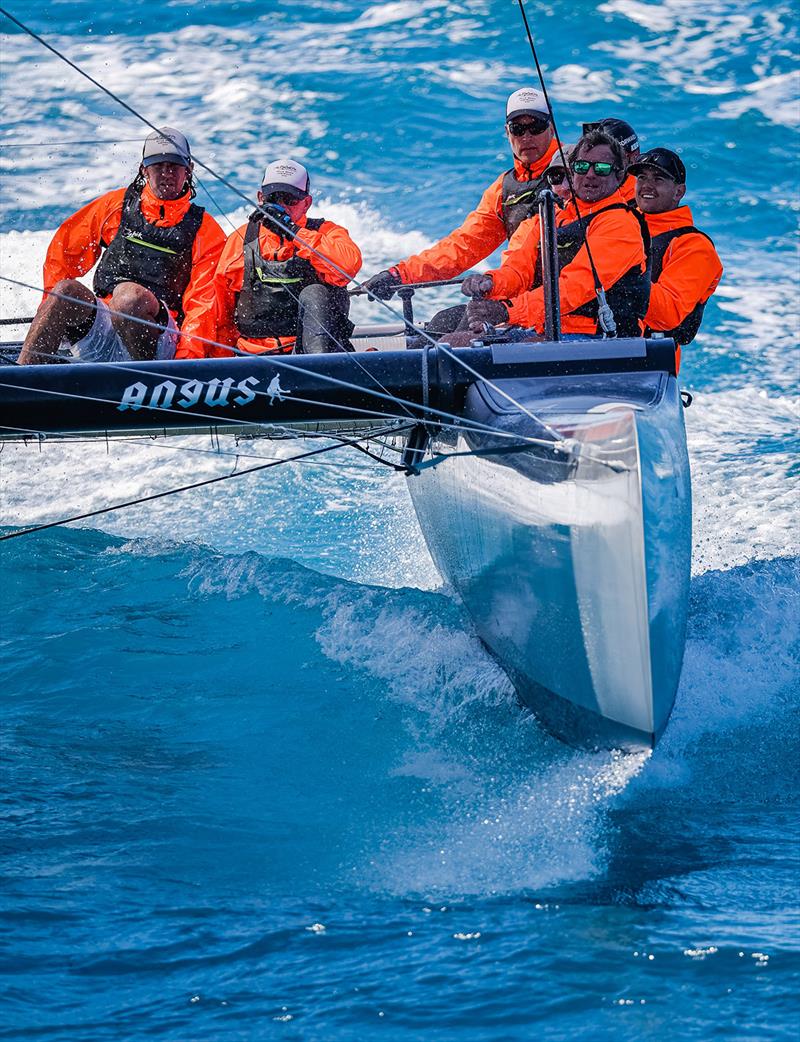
[109,282,159,320]
[40,278,96,336]
[46,279,94,313]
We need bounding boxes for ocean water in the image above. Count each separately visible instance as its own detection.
[1,1,799,1039]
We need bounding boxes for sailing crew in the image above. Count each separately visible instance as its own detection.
[361,88,559,333]
[630,148,723,365]
[18,128,226,365]
[213,159,362,355]
[461,128,650,338]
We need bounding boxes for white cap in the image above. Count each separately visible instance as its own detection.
[260,158,311,199]
[142,127,191,168]
[506,88,549,122]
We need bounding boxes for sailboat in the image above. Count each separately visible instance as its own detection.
[0,8,692,752]
[0,295,691,750]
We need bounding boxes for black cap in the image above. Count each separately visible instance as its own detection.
[628,148,686,184]
[583,117,639,155]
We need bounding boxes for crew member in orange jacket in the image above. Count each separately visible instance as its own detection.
[213,159,362,356]
[461,130,649,338]
[360,88,559,331]
[630,148,722,367]
[19,128,226,365]
[582,118,640,202]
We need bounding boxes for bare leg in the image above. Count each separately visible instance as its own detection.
[18,279,96,365]
[107,282,163,360]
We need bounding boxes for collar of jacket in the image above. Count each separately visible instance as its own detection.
[643,204,695,234]
[558,187,631,223]
[140,183,194,226]
[513,138,559,182]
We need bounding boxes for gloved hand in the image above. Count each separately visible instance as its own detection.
[362,268,402,300]
[461,273,494,298]
[261,202,299,238]
[466,298,509,332]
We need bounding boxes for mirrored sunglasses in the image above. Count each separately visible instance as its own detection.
[571,159,617,176]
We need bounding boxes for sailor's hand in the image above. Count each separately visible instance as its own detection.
[466,298,509,332]
[461,273,494,299]
[260,202,299,237]
[362,268,402,300]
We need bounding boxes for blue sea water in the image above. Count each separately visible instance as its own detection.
[1,1,799,1039]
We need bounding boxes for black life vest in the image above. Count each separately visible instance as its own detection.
[500,167,549,238]
[234,214,326,339]
[552,202,651,338]
[646,226,715,345]
[93,184,205,323]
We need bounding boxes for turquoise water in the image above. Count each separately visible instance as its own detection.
[1,1,799,1038]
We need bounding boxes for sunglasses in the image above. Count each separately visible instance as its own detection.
[571,159,618,176]
[263,191,300,206]
[507,117,550,137]
[545,169,566,185]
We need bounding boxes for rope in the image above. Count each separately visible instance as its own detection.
[515,0,616,335]
[0,5,631,473]
[0,138,144,148]
[0,422,400,467]
[191,172,419,422]
[0,277,577,451]
[0,424,405,542]
[0,4,570,434]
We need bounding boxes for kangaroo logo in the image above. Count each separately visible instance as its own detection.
[266,375,290,404]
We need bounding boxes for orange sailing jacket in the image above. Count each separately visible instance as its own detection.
[486,189,647,335]
[395,140,560,284]
[213,214,362,355]
[643,205,722,336]
[42,183,226,358]
[620,173,636,203]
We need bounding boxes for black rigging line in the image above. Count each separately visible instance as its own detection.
[515,0,615,332]
[0,138,144,148]
[0,426,404,542]
[0,278,562,450]
[0,5,556,429]
[190,175,418,423]
[0,6,379,302]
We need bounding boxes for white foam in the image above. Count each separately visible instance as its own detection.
[594,0,797,126]
[686,387,799,575]
[375,747,649,895]
[548,64,622,104]
[352,1,447,31]
[711,70,800,129]
[599,0,679,32]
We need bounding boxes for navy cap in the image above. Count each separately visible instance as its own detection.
[583,117,639,155]
[628,148,686,184]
